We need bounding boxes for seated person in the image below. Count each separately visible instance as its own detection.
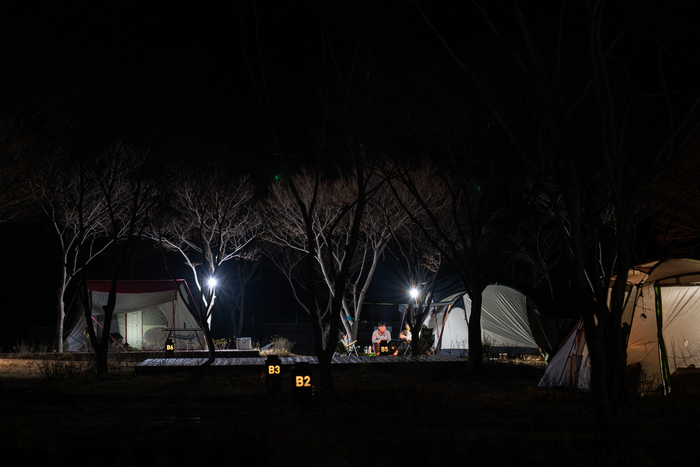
[372,322,391,354]
[335,333,347,355]
[399,324,412,343]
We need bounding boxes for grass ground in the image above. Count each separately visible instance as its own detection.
[0,355,699,466]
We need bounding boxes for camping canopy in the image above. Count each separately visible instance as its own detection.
[539,258,700,393]
[416,284,554,356]
[63,280,203,351]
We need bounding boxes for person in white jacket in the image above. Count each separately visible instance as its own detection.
[371,322,391,354]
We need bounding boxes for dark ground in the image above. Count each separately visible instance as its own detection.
[0,355,699,466]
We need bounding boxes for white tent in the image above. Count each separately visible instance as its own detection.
[539,258,700,393]
[538,320,591,390]
[63,280,204,351]
[420,284,553,356]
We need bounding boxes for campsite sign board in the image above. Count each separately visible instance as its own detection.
[265,355,282,394]
[292,362,313,408]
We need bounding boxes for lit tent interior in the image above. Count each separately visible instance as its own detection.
[539,258,700,393]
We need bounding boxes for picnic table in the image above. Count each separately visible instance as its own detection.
[163,328,203,349]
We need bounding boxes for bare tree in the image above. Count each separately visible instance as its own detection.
[76,141,163,374]
[241,1,420,393]
[338,176,400,341]
[651,141,700,255]
[390,154,533,373]
[27,164,116,352]
[262,238,332,323]
[225,259,262,341]
[390,230,444,357]
[384,165,447,355]
[264,169,387,344]
[506,194,564,305]
[288,163,377,393]
[0,119,39,223]
[415,0,700,435]
[149,172,261,363]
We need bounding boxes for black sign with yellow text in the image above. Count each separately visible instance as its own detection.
[292,362,313,408]
[265,355,282,394]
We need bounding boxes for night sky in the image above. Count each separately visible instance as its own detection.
[1,1,698,347]
[0,1,437,345]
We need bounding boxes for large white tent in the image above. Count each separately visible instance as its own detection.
[419,284,554,356]
[63,280,203,351]
[539,258,700,393]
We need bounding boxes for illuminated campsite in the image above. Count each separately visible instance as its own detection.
[2,1,700,465]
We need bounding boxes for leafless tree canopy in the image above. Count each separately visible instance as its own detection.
[28,162,115,353]
[150,171,261,357]
[414,0,700,431]
[155,173,260,282]
[70,141,166,374]
[652,139,700,255]
[263,168,391,341]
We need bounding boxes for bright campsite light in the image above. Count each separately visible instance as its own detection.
[208,277,217,288]
[409,287,419,299]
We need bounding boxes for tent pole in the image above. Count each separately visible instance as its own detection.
[436,303,454,353]
[654,282,672,395]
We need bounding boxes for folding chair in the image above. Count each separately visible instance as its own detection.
[344,340,359,356]
[398,340,411,356]
[418,327,435,355]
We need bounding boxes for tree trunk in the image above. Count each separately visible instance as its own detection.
[94,339,109,375]
[234,309,244,341]
[320,308,342,398]
[409,304,426,356]
[231,288,245,340]
[468,292,483,374]
[200,309,216,365]
[605,244,634,407]
[54,286,66,353]
[318,353,334,397]
[350,319,359,344]
[586,327,617,444]
[92,315,111,375]
[95,288,118,375]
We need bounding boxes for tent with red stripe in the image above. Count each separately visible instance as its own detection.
[63,280,203,351]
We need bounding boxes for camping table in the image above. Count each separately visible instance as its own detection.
[163,328,204,350]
